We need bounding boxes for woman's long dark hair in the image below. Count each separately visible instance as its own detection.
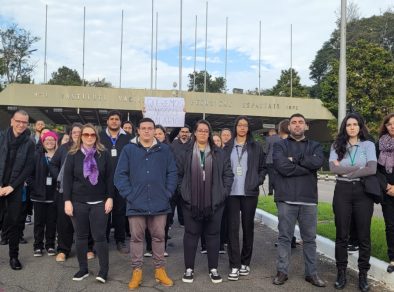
[155,124,170,144]
[193,119,215,150]
[233,115,254,142]
[333,112,369,160]
[379,113,394,138]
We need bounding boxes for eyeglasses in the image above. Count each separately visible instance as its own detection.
[82,133,96,138]
[13,119,29,125]
[197,129,209,134]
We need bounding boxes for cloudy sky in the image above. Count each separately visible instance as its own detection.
[0,0,392,92]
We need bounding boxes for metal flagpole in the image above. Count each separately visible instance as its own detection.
[44,4,48,83]
[258,20,261,96]
[290,24,293,97]
[119,9,124,88]
[193,15,197,91]
[179,0,183,95]
[82,6,86,86]
[150,0,154,92]
[203,1,208,119]
[155,12,158,90]
[225,16,228,94]
[338,0,347,128]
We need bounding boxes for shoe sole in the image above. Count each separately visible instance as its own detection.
[56,258,66,262]
[96,276,106,283]
[239,272,250,276]
[155,279,173,286]
[182,278,194,283]
[228,276,239,281]
[73,274,89,281]
[34,254,43,257]
[210,278,223,284]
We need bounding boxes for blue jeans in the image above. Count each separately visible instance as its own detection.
[277,202,317,276]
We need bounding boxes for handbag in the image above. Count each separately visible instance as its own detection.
[361,175,382,204]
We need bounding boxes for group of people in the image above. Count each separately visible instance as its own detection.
[0,109,393,292]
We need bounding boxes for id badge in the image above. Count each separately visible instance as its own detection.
[202,170,206,181]
[111,148,117,157]
[46,177,53,186]
[236,166,243,176]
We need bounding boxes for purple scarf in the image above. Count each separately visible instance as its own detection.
[82,146,99,185]
[378,134,394,174]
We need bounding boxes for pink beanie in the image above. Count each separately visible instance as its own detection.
[41,131,58,143]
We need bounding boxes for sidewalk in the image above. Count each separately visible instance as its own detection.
[0,217,390,291]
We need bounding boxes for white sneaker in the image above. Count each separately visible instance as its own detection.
[239,265,250,276]
[182,268,194,283]
[228,268,239,281]
[209,269,223,283]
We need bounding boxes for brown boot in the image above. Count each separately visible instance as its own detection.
[155,267,173,287]
[128,268,142,290]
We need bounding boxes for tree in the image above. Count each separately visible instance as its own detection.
[187,71,226,93]
[0,24,39,83]
[48,66,83,86]
[88,78,112,87]
[266,68,309,97]
[320,40,394,135]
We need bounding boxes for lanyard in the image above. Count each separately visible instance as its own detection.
[109,132,120,148]
[200,151,205,169]
[347,146,358,166]
[44,155,52,177]
[235,144,245,165]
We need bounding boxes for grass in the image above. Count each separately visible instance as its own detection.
[257,196,388,262]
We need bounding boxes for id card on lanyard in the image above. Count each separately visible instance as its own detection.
[110,134,119,157]
[45,155,53,186]
[236,145,245,176]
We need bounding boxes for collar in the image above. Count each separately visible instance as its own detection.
[347,141,360,149]
[105,127,126,138]
[136,137,158,149]
[288,135,308,142]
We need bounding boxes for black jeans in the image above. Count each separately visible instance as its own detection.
[106,190,126,243]
[71,201,109,274]
[227,195,258,269]
[333,181,374,272]
[183,204,224,270]
[382,195,394,261]
[169,191,184,225]
[0,186,23,258]
[33,201,57,250]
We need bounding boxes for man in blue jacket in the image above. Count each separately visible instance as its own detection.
[272,113,326,288]
[114,117,177,290]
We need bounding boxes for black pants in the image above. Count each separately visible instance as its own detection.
[33,201,57,250]
[106,190,126,243]
[382,195,394,261]
[227,195,258,269]
[0,187,23,258]
[266,164,276,194]
[71,201,109,274]
[220,202,228,246]
[56,193,94,256]
[183,204,224,270]
[1,200,26,241]
[348,213,359,246]
[333,181,374,272]
[169,191,184,225]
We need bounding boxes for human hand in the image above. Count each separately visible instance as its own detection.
[64,200,73,217]
[105,198,113,214]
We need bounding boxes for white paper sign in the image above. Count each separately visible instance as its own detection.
[144,96,185,127]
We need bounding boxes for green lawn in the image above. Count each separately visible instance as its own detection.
[257,196,388,262]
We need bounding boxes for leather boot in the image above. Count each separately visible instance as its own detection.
[334,268,346,290]
[359,271,369,292]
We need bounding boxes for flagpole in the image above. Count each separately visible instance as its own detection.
[193,15,197,91]
[44,4,48,83]
[82,6,86,86]
[150,0,154,93]
[290,23,293,97]
[338,0,347,128]
[258,20,261,96]
[119,9,124,88]
[203,1,208,119]
[179,0,183,96]
[225,16,228,94]
[155,11,158,90]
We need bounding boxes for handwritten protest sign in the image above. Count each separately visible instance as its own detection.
[144,96,185,127]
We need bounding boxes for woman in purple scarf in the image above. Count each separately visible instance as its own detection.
[377,113,394,273]
[63,123,114,283]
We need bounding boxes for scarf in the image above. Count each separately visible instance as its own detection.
[82,146,98,185]
[378,134,394,173]
[191,142,213,220]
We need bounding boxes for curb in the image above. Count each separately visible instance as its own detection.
[255,208,394,290]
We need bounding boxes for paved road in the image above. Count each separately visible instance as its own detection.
[0,217,390,291]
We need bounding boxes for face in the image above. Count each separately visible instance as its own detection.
[35,121,45,133]
[81,127,97,148]
[11,113,29,136]
[138,121,155,143]
[179,127,190,141]
[154,128,166,142]
[71,127,82,143]
[236,119,249,137]
[122,123,132,134]
[43,137,57,151]
[195,123,210,145]
[213,135,222,147]
[61,134,70,145]
[385,117,394,137]
[221,130,232,144]
[107,115,121,131]
[288,116,307,138]
[345,117,360,139]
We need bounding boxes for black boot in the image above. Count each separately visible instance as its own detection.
[334,268,346,290]
[358,272,369,292]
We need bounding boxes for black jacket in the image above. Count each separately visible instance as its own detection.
[0,128,35,189]
[177,143,234,212]
[376,142,394,204]
[49,142,71,180]
[30,149,57,201]
[273,137,324,204]
[223,138,267,196]
[170,138,192,160]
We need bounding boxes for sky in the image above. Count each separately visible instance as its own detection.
[0,0,392,92]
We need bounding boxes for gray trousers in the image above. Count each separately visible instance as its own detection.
[276,202,317,276]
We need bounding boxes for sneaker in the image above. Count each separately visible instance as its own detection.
[200,249,207,254]
[96,271,108,283]
[56,252,66,262]
[116,241,129,254]
[348,244,359,254]
[209,269,223,283]
[87,251,95,260]
[34,249,43,257]
[219,245,226,254]
[240,265,250,276]
[228,268,239,281]
[164,251,169,257]
[25,215,32,225]
[182,268,194,283]
[47,248,56,256]
[143,250,152,257]
[72,270,89,281]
